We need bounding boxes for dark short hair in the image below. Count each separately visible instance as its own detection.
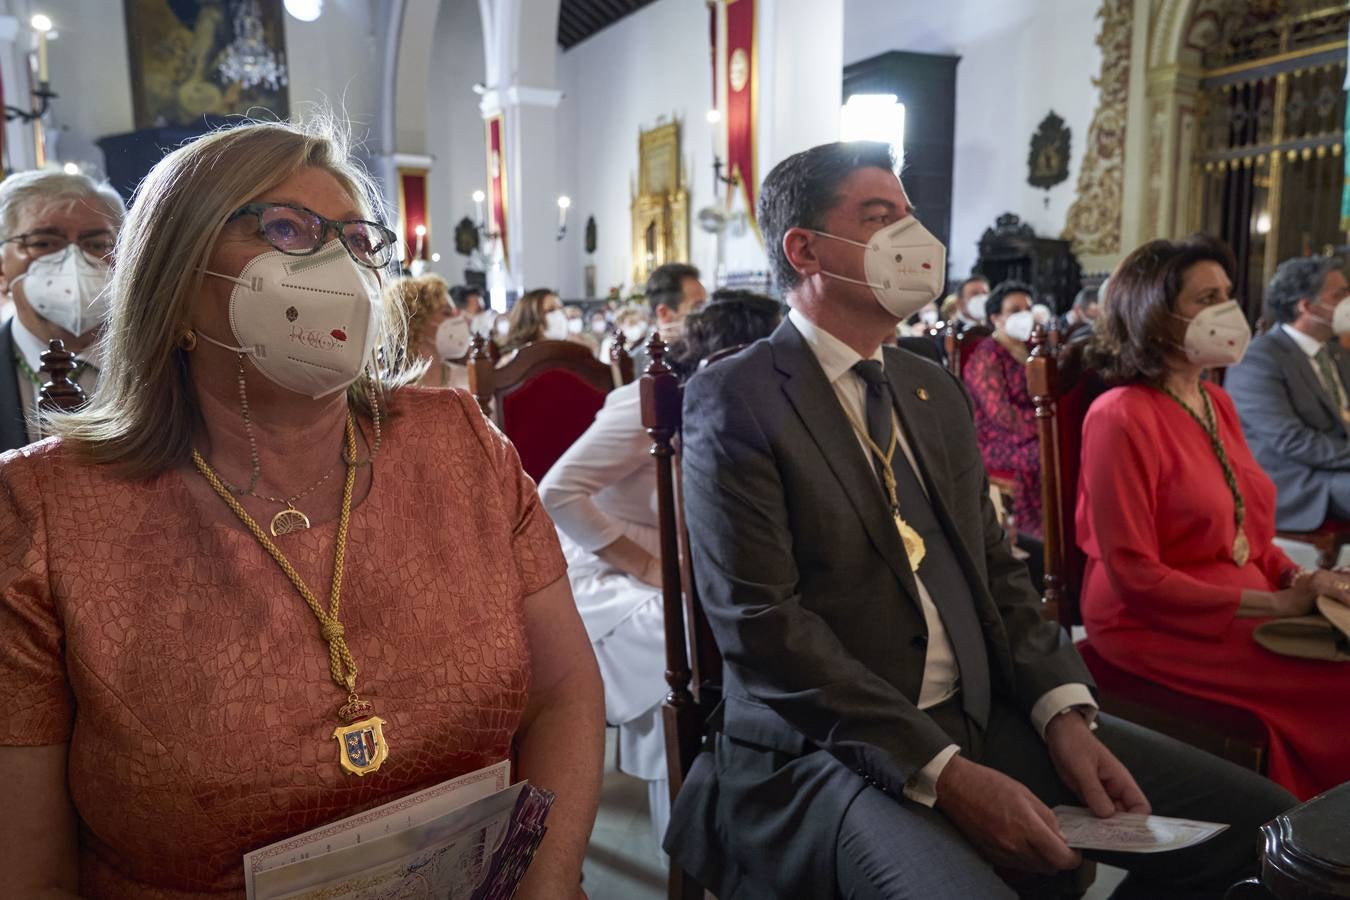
[1264,256,1345,324]
[1073,286,1099,309]
[985,280,1035,321]
[958,275,990,298]
[758,141,896,292]
[666,291,783,380]
[646,263,701,315]
[450,284,482,310]
[1086,235,1236,384]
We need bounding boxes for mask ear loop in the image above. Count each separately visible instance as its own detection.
[805,229,884,291]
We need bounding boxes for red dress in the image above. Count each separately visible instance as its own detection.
[1077,382,1350,799]
[963,336,1042,536]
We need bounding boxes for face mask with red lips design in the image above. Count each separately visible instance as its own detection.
[198,239,381,399]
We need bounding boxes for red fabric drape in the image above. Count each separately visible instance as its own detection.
[724,0,757,232]
[486,115,510,265]
[398,170,428,261]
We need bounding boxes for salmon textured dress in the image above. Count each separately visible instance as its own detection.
[0,387,566,898]
[1077,382,1350,799]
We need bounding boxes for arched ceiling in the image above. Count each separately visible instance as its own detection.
[558,0,662,49]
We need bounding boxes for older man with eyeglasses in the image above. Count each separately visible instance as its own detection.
[0,170,126,450]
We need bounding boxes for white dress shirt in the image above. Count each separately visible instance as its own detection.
[788,309,1095,805]
[10,313,100,443]
[1281,324,1349,412]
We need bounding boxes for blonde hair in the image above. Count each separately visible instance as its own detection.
[385,273,450,364]
[501,288,558,352]
[49,115,413,479]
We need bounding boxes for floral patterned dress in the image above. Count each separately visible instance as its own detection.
[962,335,1042,537]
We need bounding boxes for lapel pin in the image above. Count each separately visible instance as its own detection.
[915,387,930,401]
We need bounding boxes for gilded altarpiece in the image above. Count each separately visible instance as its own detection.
[631,122,690,287]
[1187,1,1348,312]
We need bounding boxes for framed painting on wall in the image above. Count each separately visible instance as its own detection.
[124,0,290,129]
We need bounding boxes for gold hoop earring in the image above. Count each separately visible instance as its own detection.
[178,330,198,351]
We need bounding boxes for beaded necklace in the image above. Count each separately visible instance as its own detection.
[1159,384,1249,566]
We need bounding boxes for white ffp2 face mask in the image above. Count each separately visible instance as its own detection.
[435,315,472,360]
[1002,310,1036,343]
[12,246,112,336]
[1173,301,1251,368]
[812,217,947,320]
[199,240,381,399]
[544,308,570,341]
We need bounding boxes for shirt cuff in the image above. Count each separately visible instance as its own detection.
[1030,684,1099,739]
[902,744,961,808]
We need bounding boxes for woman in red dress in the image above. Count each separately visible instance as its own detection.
[963,281,1043,536]
[1077,236,1350,799]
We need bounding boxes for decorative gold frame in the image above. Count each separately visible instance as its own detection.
[631,121,690,287]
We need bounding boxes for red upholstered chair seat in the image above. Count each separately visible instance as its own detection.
[1076,640,1268,772]
[467,336,632,484]
[499,368,607,482]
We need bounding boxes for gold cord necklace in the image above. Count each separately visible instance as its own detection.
[1160,384,1249,567]
[839,404,927,571]
[191,411,390,776]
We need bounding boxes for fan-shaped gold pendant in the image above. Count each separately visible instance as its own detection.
[270,507,311,536]
[896,515,927,571]
[1233,531,1250,567]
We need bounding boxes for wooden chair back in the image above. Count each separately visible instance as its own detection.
[943,321,993,379]
[640,334,726,900]
[1025,327,1105,626]
[37,339,87,414]
[467,335,633,482]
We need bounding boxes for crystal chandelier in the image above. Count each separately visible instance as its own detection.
[218,0,289,92]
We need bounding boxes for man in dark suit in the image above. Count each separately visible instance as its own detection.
[0,170,124,453]
[665,141,1293,899]
[1059,284,1101,342]
[1226,257,1350,532]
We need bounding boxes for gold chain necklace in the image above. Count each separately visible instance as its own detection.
[839,404,927,571]
[191,411,389,776]
[1160,385,1249,567]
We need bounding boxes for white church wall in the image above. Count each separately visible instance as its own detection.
[556,0,845,300]
[556,0,719,300]
[424,0,488,283]
[844,0,1102,281]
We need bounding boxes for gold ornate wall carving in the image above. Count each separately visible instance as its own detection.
[1062,0,1134,258]
[631,121,690,287]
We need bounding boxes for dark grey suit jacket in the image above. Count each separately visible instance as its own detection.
[1225,327,1350,531]
[665,319,1091,896]
[0,318,29,453]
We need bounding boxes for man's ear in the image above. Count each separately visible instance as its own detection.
[783,227,821,281]
[1295,297,1314,319]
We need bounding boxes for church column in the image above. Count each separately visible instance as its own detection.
[478,0,563,302]
[479,85,563,299]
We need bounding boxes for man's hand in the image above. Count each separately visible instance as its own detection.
[1045,711,1150,818]
[935,755,1081,875]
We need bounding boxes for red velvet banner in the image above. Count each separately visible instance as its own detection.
[398,169,428,262]
[724,0,757,231]
[486,114,510,265]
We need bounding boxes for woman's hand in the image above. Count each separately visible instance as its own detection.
[1242,570,1350,618]
[595,536,664,589]
[1306,569,1350,607]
